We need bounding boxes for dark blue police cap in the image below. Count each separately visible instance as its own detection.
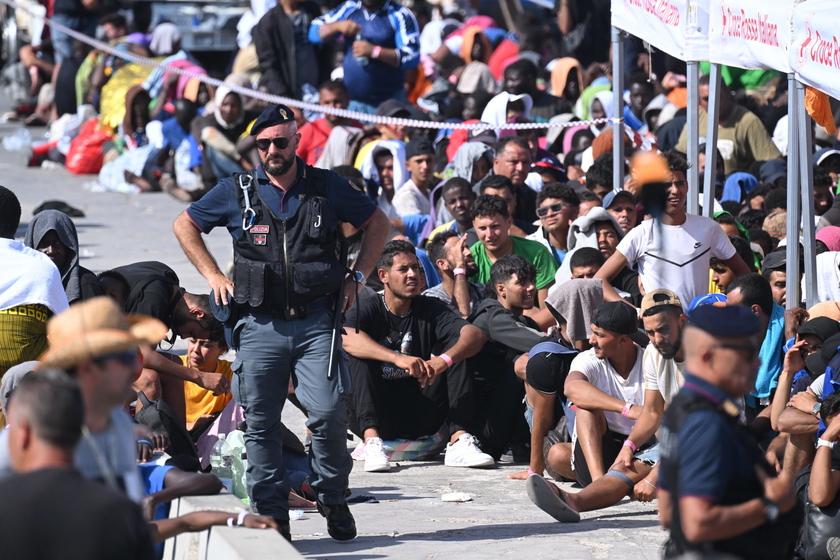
[251,104,296,136]
[209,290,234,348]
[687,304,760,337]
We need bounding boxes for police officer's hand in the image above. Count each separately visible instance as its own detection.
[757,468,796,513]
[393,354,431,384]
[209,273,235,306]
[198,371,230,395]
[341,281,357,313]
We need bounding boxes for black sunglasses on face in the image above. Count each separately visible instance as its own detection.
[256,137,291,151]
[536,202,569,218]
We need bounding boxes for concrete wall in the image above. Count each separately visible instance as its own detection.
[162,494,304,560]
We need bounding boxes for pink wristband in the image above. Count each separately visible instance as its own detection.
[439,353,454,368]
[452,267,466,276]
[622,439,638,453]
[527,468,538,476]
[621,402,632,417]
[372,46,382,59]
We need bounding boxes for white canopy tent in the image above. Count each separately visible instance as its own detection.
[609,0,832,307]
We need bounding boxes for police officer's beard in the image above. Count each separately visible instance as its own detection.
[264,154,293,176]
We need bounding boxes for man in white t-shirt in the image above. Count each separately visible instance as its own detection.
[392,137,437,217]
[539,302,646,491]
[525,291,687,523]
[595,151,751,309]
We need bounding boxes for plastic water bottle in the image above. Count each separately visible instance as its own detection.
[354,34,369,67]
[210,434,234,492]
[226,429,249,500]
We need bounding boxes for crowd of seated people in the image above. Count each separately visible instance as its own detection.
[6,0,840,555]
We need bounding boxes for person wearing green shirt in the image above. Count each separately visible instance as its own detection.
[469,194,557,314]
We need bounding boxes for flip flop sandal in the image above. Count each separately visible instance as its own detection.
[525,474,580,523]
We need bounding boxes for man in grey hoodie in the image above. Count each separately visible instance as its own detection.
[469,255,552,459]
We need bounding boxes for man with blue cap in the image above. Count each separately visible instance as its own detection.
[173,103,391,541]
[658,304,801,559]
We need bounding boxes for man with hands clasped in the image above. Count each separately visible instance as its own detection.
[342,241,493,472]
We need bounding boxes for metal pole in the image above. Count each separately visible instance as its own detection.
[785,74,800,309]
[702,64,721,217]
[611,26,625,193]
[797,80,817,305]
[686,61,700,215]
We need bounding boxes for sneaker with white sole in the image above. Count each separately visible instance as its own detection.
[444,434,494,467]
[363,437,391,472]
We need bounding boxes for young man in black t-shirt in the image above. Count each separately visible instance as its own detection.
[343,241,492,472]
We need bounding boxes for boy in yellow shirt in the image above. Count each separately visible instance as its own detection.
[181,336,233,436]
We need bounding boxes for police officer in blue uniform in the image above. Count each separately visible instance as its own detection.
[173,104,390,541]
[657,304,801,559]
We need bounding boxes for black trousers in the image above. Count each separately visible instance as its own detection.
[346,354,474,441]
[470,357,526,460]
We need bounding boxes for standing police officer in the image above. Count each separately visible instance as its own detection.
[173,104,390,541]
[657,304,801,559]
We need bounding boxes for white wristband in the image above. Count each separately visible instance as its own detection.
[227,517,236,527]
[817,438,836,449]
[237,510,249,526]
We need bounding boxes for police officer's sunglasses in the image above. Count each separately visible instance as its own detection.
[256,137,291,151]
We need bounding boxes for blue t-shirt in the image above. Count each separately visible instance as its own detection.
[401,213,430,247]
[309,0,419,105]
[186,158,378,242]
[658,375,757,502]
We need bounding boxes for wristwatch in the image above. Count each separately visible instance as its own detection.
[761,497,780,523]
[351,270,365,284]
[813,402,822,417]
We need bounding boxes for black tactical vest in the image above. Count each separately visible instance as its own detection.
[660,388,801,560]
[231,166,345,312]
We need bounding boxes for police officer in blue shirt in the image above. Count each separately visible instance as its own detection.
[173,104,390,541]
[658,305,801,559]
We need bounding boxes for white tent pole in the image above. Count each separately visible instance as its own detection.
[785,74,801,309]
[686,61,700,215]
[702,64,721,217]
[611,26,625,193]
[797,80,817,305]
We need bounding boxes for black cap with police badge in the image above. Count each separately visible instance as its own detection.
[251,104,296,136]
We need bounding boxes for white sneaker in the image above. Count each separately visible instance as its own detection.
[444,434,494,468]
[362,437,391,472]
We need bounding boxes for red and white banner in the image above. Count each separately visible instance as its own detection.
[708,0,792,72]
[791,0,840,100]
[611,0,709,61]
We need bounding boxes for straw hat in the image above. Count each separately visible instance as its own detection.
[38,297,168,370]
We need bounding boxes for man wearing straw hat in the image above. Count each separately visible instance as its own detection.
[0,296,167,503]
